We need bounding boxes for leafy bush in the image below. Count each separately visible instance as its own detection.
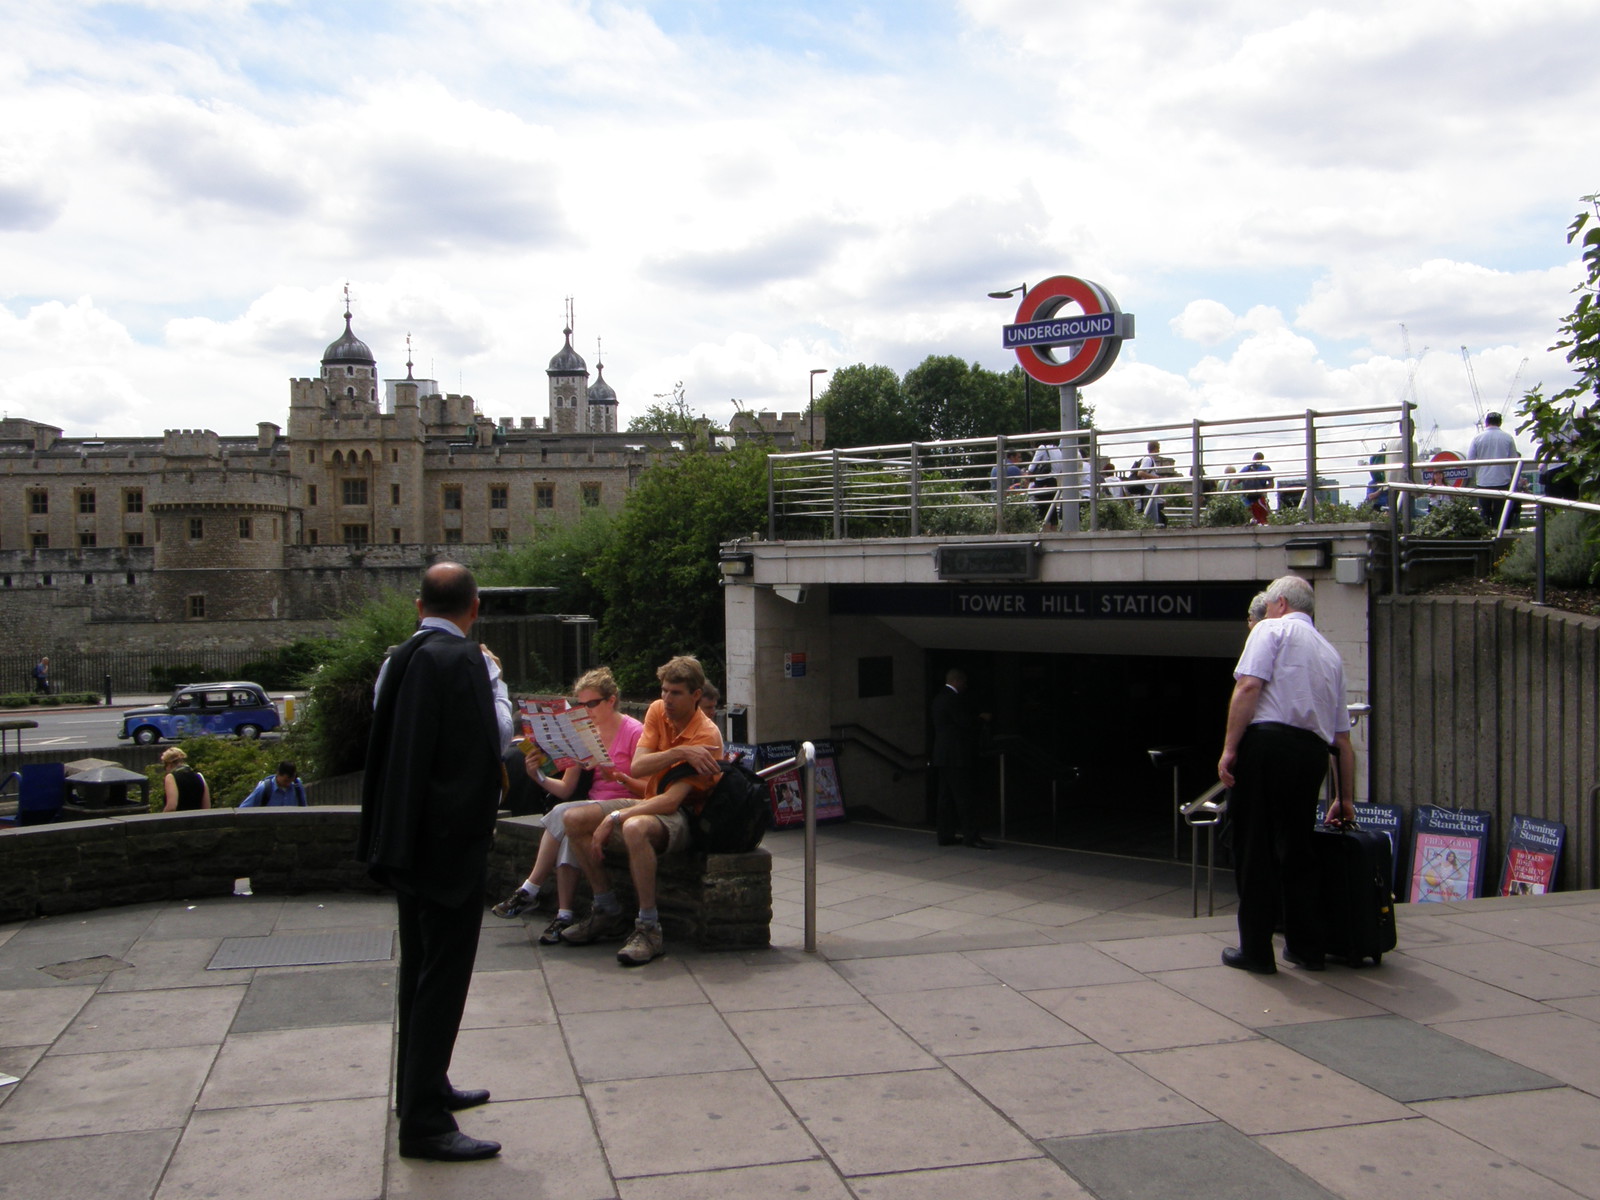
[1495,509,1600,586]
[1200,494,1252,527]
[143,737,286,811]
[1091,499,1154,530]
[238,638,334,691]
[921,489,1041,536]
[1415,497,1491,539]
[0,691,101,707]
[294,592,419,778]
[1268,499,1383,526]
[149,663,207,692]
[476,509,617,618]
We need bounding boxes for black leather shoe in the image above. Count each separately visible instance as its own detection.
[1221,947,1277,975]
[965,838,997,850]
[399,1131,501,1161]
[1283,948,1326,972]
[444,1087,491,1111]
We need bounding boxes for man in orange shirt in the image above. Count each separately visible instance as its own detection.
[560,655,724,965]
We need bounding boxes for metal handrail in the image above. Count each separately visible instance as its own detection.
[759,742,818,952]
[1181,781,1228,918]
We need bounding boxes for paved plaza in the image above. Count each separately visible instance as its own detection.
[3,823,1600,1199]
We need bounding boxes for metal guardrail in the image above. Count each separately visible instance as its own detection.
[759,741,817,952]
[1180,782,1228,918]
[767,403,1414,539]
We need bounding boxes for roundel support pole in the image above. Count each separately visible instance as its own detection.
[1058,384,1082,533]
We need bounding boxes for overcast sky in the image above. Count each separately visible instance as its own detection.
[2,0,1595,458]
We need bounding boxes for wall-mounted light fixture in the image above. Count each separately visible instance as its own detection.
[718,549,755,579]
[1283,538,1332,571]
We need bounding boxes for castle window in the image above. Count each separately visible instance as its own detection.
[307,449,317,463]
[346,387,355,397]
[309,485,318,506]
[391,449,399,463]
[347,366,354,376]
[125,532,144,547]
[342,524,369,546]
[189,517,204,540]
[239,517,253,540]
[28,489,47,515]
[536,484,554,509]
[308,529,318,545]
[442,485,462,510]
[31,533,48,549]
[126,572,135,585]
[84,574,93,586]
[490,485,508,509]
[78,531,96,548]
[124,488,144,514]
[77,489,96,514]
[582,483,602,508]
[390,483,400,505]
[490,528,509,545]
[342,478,368,505]
[392,527,402,543]
[187,595,206,619]
[443,528,462,544]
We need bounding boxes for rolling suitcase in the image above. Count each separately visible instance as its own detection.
[1314,821,1397,966]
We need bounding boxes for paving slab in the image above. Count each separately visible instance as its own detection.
[687,953,866,1011]
[97,936,249,992]
[1043,1121,1338,1200]
[563,1002,754,1081]
[158,1096,387,1200]
[616,1159,855,1200]
[948,1042,1210,1137]
[964,942,1147,990]
[0,985,95,1048]
[1029,979,1257,1051]
[1415,1087,1600,1200]
[460,965,557,1028]
[0,1044,216,1141]
[1402,939,1600,1000]
[778,1067,1041,1175]
[197,1022,391,1109]
[846,1156,1093,1200]
[0,1126,180,1200]
[1264,1014,1559,1101]
[541,950,708,1014]
[1260,1115,1587,1200]
[385,1095,615,1200]
[441,1023,580,1101]
[724,1002,939,1080]
[830,951,996,994]
[1444,908,1600,946]
[1316,952,1554,1024]
[1431,1011,1600,1094]
[870,982,1088,1056]
[52,984,246,1053]
[589,1069,818,1177]
[1152,962,1388,1028]
[229,963,394,1033]
[1091,930,1235,973]
[142,897,284,941]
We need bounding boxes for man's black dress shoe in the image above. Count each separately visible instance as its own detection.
[444,1087,491,1111]
[1283,948,1326,972]
[965,838,997,850]
[399,1131,502,1161]
[1220,947,1277,975]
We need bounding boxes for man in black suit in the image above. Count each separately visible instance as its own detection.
[931,667,993,849]
[359,562,513,1162]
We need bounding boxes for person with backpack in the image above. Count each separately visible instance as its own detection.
[239,761,307,807]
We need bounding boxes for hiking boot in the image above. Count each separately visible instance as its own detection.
[491,888,537,919]
[538,914,574,945]
[617,919,664,967]
[559,907,633,945]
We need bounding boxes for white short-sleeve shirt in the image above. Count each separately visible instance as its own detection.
[1234,611,1348,745]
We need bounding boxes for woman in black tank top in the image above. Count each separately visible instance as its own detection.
[161,747,211,811]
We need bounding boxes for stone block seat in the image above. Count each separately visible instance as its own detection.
[486,814,773,950]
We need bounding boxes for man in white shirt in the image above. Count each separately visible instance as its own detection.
[1467,411,1519,527]
[1217,575,1355,974]
[1027,431,1068,530]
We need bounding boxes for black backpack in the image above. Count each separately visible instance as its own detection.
[665,761,773,854]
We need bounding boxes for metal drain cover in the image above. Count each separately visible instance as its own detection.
[208,930,395,970]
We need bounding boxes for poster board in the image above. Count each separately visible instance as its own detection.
[811,739,846,823]
[753,740,846,828]
[1406,805,1491,903]
[1499,815,1565,896]
[1354,802,1405,895]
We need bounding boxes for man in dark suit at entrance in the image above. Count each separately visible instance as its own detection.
[931,667,993,849]
[359,562,513,1161]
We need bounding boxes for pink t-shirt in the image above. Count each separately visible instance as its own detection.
[588,715,644,801]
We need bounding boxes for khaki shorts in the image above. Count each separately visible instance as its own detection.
[606,806,690,855]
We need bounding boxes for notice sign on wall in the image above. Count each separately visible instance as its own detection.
[784,652,807,679]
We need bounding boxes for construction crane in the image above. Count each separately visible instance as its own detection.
[1504,357,1529,408]
[1461,346,1484,426]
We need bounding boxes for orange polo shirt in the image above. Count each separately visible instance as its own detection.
[638,699,724,807]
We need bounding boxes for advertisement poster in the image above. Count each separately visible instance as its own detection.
[757,741,803,827]
[1406,806,1491,903]
[1499,815,1565,896]
[811,739,846,823]
[1354,803,1405,894]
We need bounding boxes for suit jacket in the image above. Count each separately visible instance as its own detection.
[930,685,980,768]
[358,628,503,906]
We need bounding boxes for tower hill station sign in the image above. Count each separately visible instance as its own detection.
[1002,274,1134,389]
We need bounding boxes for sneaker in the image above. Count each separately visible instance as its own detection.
[559,907,633,945]
[491,888,537,919]
[617,919,664,967]
[538,914,574,945]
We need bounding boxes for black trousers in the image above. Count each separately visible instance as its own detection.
[936,764,983,843]
[1230,723,1329,963]
[394,879,484,1140]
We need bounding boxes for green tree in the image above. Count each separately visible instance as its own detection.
[476,509,616,620]
[1519,194,1600,502]
[817,364,914,449]
[295,591,420,778]
[902,355,1022,442]
[627,382,722,448]
[591,443,768,692]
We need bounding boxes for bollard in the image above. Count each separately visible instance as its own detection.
[104,675,113,706]
[280,694,295,723]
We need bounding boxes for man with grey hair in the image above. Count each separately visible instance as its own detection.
[1217,575,1355,974]
[1246,591,1269,629]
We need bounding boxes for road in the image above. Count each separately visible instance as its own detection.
[7,704,283,754]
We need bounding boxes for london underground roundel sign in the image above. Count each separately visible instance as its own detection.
[1003,275,1135,388]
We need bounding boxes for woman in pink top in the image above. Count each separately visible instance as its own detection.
[491,667,643,943]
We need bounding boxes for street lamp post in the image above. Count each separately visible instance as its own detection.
[808,368,828,448]
[987,283,1031,430]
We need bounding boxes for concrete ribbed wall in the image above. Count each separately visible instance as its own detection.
[1373,595,1600,892]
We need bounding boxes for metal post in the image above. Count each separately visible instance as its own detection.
[997,752,1007,841]
[909,442,922,537]
[1535,501,1547,606]
[1087,428,1100,531]
[801,740,817,954]
[830,450,842,541]
[104,675,113,707]
[1191,418,1203,519]
[994,435,1008,534]
[767,455,777,541]
[1303,410,1317,512]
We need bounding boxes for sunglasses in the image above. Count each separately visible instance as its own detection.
[572,696,608,709]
